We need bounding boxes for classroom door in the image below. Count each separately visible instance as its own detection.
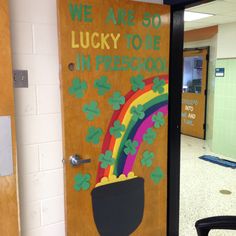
[57,0,170,235]
[0,1,20,235]
[181,48,208,139]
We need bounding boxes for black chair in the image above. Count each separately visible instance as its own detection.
[195,216,236,236]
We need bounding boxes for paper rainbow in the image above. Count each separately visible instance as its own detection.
[96,75,168,184]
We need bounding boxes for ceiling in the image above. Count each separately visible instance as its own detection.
[185,0,236,31]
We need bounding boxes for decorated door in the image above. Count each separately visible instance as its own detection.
[57,0,170,235]
[0,1,20,235]
[181,48,208,139]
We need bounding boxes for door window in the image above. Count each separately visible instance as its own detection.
[183,56,203,94]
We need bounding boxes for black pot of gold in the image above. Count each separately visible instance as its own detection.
[91,177,144,236]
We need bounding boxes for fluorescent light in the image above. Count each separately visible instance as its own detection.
[184,11,213,22]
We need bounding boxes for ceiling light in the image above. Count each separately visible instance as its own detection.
[184,11,213,22]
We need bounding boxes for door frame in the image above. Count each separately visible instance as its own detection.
[164,1,213,235]
[182,47,210,139]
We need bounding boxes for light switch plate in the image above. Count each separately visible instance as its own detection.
[13,70,28,88]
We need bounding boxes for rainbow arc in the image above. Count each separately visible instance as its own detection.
[96,75,169,185]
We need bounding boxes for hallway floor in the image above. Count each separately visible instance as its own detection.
[180,135,236,236]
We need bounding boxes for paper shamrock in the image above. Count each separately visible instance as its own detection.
[152,77,166,94]
[131,105,145,122]
[130,74,145,91]
[141,151,154,167]
[74,173,91,191]
[99,150,115,168]
[124,139,139,155]
[86,126,103,144]
[108,92,125,110]
[152,112,165,128]
[94,76,111,96]
[109,120,126,138]
[83,101,100,120]
[150,167,164,184]
[69,77,87,98]
[143,128,157,144]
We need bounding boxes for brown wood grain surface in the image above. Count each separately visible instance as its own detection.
[0,0,20,235]
[57,1,170,235]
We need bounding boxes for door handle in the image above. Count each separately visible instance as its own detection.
[69,154,91,167]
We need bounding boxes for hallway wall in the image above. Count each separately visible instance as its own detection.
[217,22,236,59]
[212,59,236,159]
[211,22,236,159]
[9,0,65,235]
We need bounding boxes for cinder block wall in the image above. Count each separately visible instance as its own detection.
[211,22,236,159]
[9,0,65,235]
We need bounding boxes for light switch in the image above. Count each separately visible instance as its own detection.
[13,70,28,88]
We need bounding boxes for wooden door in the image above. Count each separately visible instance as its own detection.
[0,1,20,235]
[181,48,208,139]
[57,1,170,235]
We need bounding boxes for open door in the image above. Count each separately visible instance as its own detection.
[181,48,208,139]
[0,1,20,235]
[57,0,170,235]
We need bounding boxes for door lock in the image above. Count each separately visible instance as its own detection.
[69,154,91,167]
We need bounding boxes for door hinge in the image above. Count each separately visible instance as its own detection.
[206,54,209,61]
[204,89,207,96]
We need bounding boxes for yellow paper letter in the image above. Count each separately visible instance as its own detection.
[80,31,90,49]
[101,33,110,50]
[71,31,79,48]
[110,33,121,49]
[91,32,100,49]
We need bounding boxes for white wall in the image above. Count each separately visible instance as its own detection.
[217,22,236,59]
[9,0,65,235]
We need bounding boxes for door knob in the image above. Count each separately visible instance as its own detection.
[69,154,91,167]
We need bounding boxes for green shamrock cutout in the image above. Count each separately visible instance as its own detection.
[141,151,154,167]
[74,173,91,191]
[150,167,164,184]
[143,128,157,144]
[69,77,87,98]
[99,150,115,168]
[109,92,125,110]
[94,76,111,96]
[86,126,103,144]
[83,101,100,120]
[130,74,145,91]
[152,112,165,128]
[152,77,166,94]
[124,140,139,155]
[109,120,125,138]
[131,105,145,122]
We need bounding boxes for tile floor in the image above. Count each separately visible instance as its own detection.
[180,135,236,236]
